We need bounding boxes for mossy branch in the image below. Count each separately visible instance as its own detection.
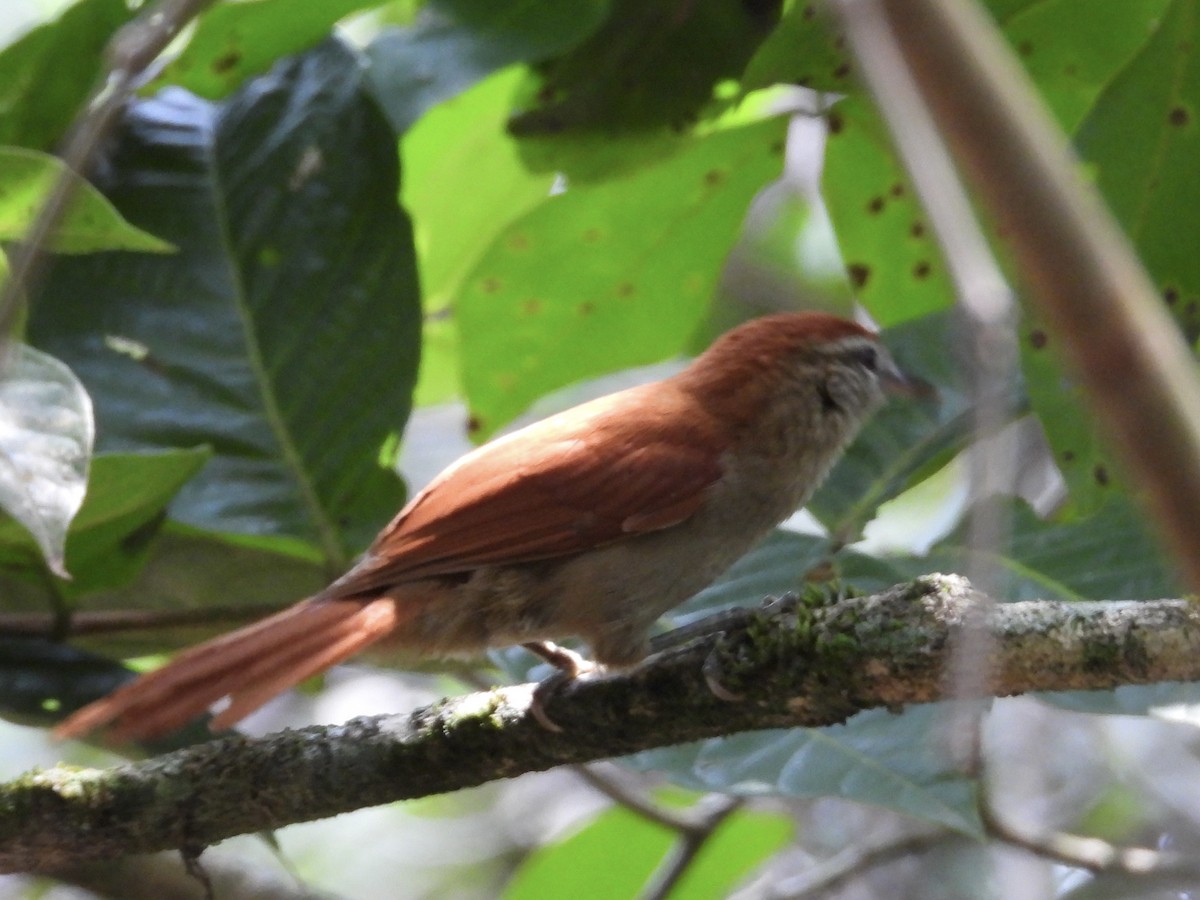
[4,574,1200,873]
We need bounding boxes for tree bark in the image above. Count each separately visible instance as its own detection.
[4,574,1199,872]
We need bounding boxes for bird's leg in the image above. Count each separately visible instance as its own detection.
[523,640,598,732]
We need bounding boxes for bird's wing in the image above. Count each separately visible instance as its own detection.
[319,385,726,598]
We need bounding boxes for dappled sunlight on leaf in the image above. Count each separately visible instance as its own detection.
[0,343,93,578]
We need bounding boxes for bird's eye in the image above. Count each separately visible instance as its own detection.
[852,346,878,371]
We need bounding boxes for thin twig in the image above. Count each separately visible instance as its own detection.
[0,605,287,638]
[977,782,1200,878]
[872,0,1200,595]
[181,849,214,900]
[0,0,219,342]
[831,0,1019,777]
[573,765,696,833]
[575,763,750,899]
[637,795,745,900]
[769,832,949,899]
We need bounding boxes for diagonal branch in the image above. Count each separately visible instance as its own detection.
[3,574,1200,872]
[871,0,1200,592]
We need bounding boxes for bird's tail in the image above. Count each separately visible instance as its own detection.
[53,597,407,743]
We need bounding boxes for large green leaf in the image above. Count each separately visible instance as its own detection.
[743,0,1170,119]
[816,497,1176,603]
[1017,0,1194,516]
[1019,322,1115,518]
[741,0,852,94]
[0,637,140,728]
[629,709,982,838]
[401,67,558,405]
[458,115,789,436]
[926,498,1177,603]
[61,450,211,595]
[821,96,958,327]
[999,0,1173,133]
[0,637,216,752]
[820,1,1177,508]
[1077,6,1200,420]
[0,0,133,151]
[0,147,173,253]
[367,0,612,133]
[148,0,382,100]
[29,39,421,562]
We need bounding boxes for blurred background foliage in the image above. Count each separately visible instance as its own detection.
[0,0,1196,897]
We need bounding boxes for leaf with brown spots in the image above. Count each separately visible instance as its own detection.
[148,0,381,99]
[457,116,789,436]
[822,97,955,326]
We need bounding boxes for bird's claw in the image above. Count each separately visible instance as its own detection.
[523,641,598,732]
[702,634,745,702]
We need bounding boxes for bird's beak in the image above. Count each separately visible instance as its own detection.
[879,357,939,402]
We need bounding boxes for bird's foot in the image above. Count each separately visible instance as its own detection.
[701,640,745,702]
[523,640,599,732]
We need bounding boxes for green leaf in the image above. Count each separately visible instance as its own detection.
[1005,1,1183,516]
[828,496,1176,602]
[29,39,421,562]
[922,497,1178,602]
[149,0,382,100]
[0,0,134,151]
[511,86,793,184]
[742,0,1169,115]
[0,636,216,752]
[401,66,557,404]
[1041,682,1200,716]
[742,0,853,93]
[1019,322,1114,517]
[64,449,210,595]
[822,97,957,327]
[0,448,210,596]
[0,637,137,728]
[508,0,778,136]
[0,523,328,660]
[629,710,982,838]
[820,1,1178,507]
[367,0,612,133]
[998,0,1173,133]
[458,115,789,436]
[1032,0,1200,516]
[504,796,792,900]
[404,67,558,309]
[75,524,325,659]
[0,147,174,253]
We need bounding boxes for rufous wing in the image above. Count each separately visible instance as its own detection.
[319,383,728,599]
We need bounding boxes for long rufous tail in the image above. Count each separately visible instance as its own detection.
[53,597,406,742]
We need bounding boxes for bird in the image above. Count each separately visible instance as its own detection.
[54,311,920,742]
